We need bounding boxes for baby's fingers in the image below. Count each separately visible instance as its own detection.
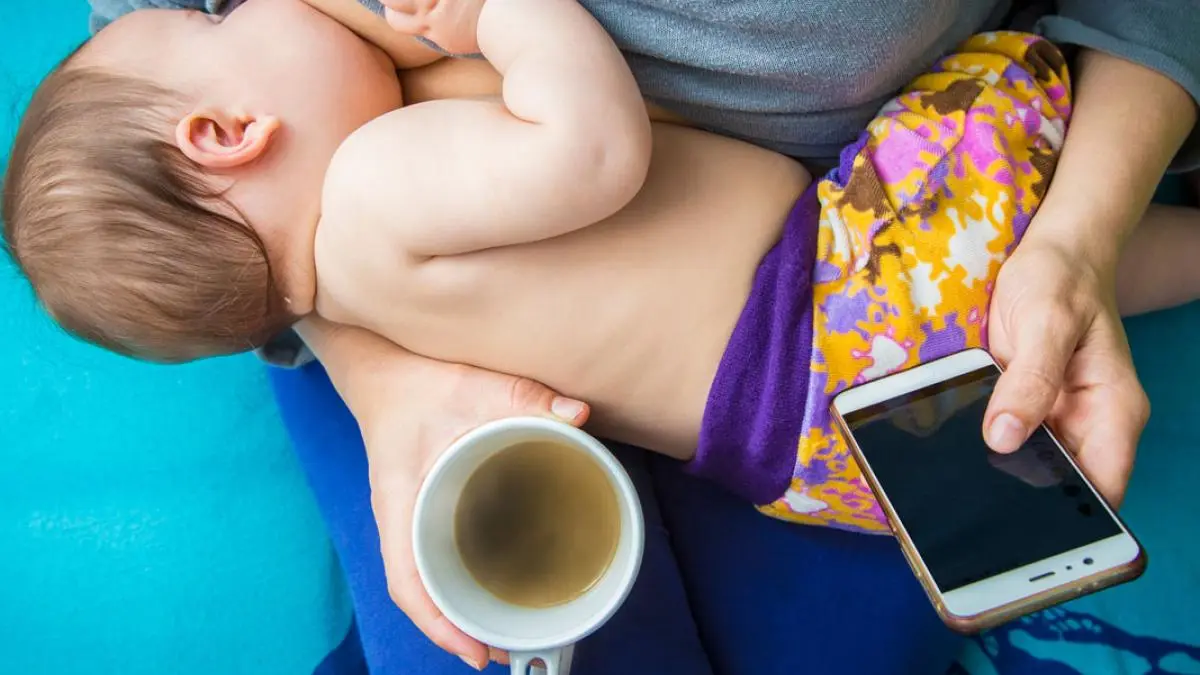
[384,7,429,36]
[379,0,420,11]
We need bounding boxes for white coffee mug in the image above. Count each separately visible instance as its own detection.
[413,417,645,675]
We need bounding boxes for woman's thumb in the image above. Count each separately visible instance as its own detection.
[550,397,590,426]
[984,341,1071,453]
[503,377,589,427]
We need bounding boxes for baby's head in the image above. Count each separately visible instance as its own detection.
[3,0,401,362]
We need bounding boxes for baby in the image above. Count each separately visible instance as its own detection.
[4,0,1196,532]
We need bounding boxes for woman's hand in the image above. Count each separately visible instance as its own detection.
[296,318,589,670]
[983,48,1196,506]
[984,240,1147,506]
[364,363,588,670]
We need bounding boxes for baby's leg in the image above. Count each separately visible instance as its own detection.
[1117,204,1200,315]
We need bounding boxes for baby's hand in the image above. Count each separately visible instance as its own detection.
[382,0,486,55]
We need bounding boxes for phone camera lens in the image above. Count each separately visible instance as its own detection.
[1083,557,1094,566]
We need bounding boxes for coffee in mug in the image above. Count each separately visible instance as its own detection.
[413,418,645,675]
[455,440,621,608]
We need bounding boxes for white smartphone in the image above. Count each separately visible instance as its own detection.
[830,348,1146,634]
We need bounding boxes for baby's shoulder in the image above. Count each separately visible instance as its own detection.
[322,107,423,205]
[314,112,433,314]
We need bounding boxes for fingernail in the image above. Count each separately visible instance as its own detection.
[551,397,584,421]
[988,413,1026,452]
[458,654,485,671]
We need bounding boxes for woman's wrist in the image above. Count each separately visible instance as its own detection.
[1020,203,1121,274]
[294,316,424,424]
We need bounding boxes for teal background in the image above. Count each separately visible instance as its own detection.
[0,1,1195,673]
[0,1,353,673]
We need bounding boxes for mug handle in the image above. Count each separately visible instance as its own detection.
[511,644,575,675]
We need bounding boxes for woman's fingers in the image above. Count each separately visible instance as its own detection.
[985,297,1083,453]
[381,526,491,666]
[1074,391,1143,507]
[371,466,491,668]
[1048,317,1148,506]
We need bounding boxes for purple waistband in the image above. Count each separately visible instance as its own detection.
[687,181,820,504]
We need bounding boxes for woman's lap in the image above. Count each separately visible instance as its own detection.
[647,454,962,674]
[269,364,959,674]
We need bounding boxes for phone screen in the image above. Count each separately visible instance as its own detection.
[843,365,1122,592]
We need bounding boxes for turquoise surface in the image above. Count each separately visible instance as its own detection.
[0,2,352,673]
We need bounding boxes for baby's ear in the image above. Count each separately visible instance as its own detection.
[175,107,280,169]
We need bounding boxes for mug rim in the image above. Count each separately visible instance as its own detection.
[412,416,645,652]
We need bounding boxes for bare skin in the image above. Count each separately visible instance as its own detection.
[307,0,807,456]
[317,122,807,456]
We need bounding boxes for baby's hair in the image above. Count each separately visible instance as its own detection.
[2,48,295,363]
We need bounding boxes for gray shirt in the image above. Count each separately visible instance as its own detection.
[90,0,1200,167]
[88,0,1200,366]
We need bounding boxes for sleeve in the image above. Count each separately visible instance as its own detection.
[88,0,225,33]
[1035,0,1200,171]
[255,329,316,369]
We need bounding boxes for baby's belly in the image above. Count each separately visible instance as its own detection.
[378,125,810,454]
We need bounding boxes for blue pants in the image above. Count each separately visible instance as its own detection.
[269,364,962,674]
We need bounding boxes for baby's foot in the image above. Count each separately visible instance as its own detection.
[381,0,486,55]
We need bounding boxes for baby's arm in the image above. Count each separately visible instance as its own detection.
[324,0,651,258]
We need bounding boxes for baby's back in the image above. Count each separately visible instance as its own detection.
[315,123,809,454]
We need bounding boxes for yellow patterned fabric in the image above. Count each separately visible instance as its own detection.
[759,33,1073,533]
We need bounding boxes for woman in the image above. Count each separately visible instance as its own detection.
[89,0,1200,672]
